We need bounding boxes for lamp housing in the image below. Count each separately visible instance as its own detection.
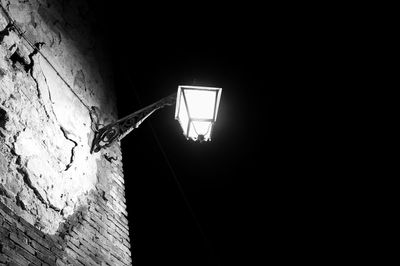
[174,85,222,142]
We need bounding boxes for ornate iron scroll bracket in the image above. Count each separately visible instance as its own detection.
[91,93,176,153]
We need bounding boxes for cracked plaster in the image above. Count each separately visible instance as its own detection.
[0,0,116,234]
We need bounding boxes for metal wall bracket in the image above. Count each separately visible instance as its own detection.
[91,93,176,153]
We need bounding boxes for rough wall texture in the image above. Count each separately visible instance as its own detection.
[0,0,132,265]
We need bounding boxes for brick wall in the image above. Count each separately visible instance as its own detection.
[0,0,132,265]
[0,144,131,265]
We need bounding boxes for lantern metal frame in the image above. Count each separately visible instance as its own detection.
[174,85,222,142]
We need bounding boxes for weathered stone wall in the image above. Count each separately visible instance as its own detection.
[0,0,131,265]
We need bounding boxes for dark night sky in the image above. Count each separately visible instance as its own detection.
[88,1,382,264]
[91,2,269,265]
[88,1,362,265]
[113,27,264,266]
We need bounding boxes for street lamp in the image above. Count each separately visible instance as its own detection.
[175,85,222,142]
[91,85,222,153]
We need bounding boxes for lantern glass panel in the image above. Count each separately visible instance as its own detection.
[184,89,217,120]
[188,121,212,141]
[175,85,222,141]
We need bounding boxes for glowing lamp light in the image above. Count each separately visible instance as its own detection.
[174,85,222,142]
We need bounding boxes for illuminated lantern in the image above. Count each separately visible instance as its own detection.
[175,85,222,142]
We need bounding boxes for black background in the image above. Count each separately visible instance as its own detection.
[90,1,323,265]
[88,1,378,265]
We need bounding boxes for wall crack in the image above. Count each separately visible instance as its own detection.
[0,23,12,43]
[27,42,45,98]
[17,166,47,206]
[26,42,44,74]
[60,126,77,172]
[104,154,117,163]
[16,166,62,213]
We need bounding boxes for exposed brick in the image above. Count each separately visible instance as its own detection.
[123,237,131,249]
[0,226,9,238]
[30,240,53,258]
[36,250,56,265]
[0,254,8,263]
[13,245,41,266]
[2,246,30,265]
[76,255,97,266]
[64,247,77,260]
[9,232,36,255]
[50,246,65,259]
[14,221,25,233]
[0,202,13,216]
[1,211,14,225]
[17,217,41,236]
[56,258,68,266]
[26,229,50,249]
[119,215,129,227]
[66,242,87,260]
[113,219,130,239]
[1,221,11,231]
[0,238,16,250]
[110,176,125,191]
